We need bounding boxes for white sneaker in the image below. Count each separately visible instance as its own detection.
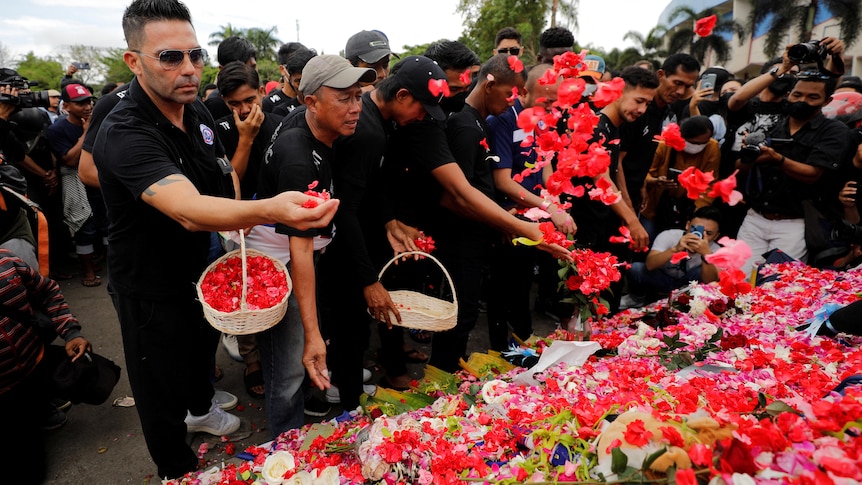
[325,384,377,404]
[619,294,645,310]
[185,402,240,436]
[221,334,243,362]
[213,389,238,410]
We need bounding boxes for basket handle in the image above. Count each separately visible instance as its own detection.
[239,230,248,311]
[377,251,458,307]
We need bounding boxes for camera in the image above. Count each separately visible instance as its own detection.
[0,71,51,109]
[788,40,828,64]
[832,220,862,246]
[739,132,793,164]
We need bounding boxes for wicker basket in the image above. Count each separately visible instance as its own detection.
[196,231,291,335]
[377,251,457,332]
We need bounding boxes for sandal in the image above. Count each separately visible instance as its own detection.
[404,347,429,364]
[409,329,432,344]
[81,275,101,287]
[244,368,265,399]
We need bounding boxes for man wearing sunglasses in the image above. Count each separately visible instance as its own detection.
[91,0,338,479]
[494,27,522,59]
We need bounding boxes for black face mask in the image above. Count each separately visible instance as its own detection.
[439,91,469,115]
[787,101,821,120]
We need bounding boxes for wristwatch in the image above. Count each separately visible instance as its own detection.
[768,66,781,79]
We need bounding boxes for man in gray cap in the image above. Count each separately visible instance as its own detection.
[245,54,375,437]
[346,30,395,87]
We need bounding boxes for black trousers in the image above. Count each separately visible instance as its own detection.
[487,240,535,351]
[110,291,218,479]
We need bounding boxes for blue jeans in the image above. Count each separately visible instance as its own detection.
[256,290,306,439]
[628,261,704,298]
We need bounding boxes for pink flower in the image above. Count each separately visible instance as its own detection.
[705,237,752,271]
[678,166,715,200]
[588,176,621,205]
[654,123,686,151]
[695,15,718,37]
[708,169,743,206]
[507,55,524,73]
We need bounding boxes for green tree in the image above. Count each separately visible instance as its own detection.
[457,0,548,60]
[100,48,134,85]
[601,46,648,72]
[245,26,281,63]
[665,6,743,65]
[623,25,668,62]
[15,52,63,91]
[548,0,579,30]
[748,0,862,59]
[208,23,245,47]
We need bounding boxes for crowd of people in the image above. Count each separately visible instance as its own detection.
[2,0,862,480]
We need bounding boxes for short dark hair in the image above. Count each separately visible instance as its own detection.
[495,27,522,47]
[539,27,574,49]
[277,42,306,66]
[217,60,260,96]
[619,66,659,90]
[423,40,481,72]
[660,53,700,76]
[692,205,722,226]
[217,36,257,66]
[375,66,406,102]
[286,48,317,76]
[479,53,524,88]
[100,82,120,96]
[680,115,714,138]
[794,72,839,98]
[122,0,192,50]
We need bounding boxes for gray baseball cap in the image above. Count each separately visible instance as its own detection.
[345,30,393,63]
[299,55,376,96]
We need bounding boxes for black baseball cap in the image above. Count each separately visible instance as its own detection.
[393,55,448,121]
[345,30,394,63]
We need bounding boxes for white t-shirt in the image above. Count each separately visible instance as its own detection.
[652,228,720,278]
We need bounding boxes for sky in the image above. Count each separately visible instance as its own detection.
[1,0,671,64]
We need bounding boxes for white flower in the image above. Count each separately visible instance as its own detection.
[481,379,511,404]
[284,470,313,485]
[311,467,339,485]
[261,450,296,484]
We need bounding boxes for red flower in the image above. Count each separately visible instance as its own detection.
[538,67,559,86]
[507,55,524,73]
[688,443,712,466]
[459,69,472,85]
[677,166,715,200]
[670,251,690,265]
[708,169,743,206]
[556,78,586,108]
[623,419,653,446]
[590,78,625,108]
[588,176,621,205]
[539,221,571,247]
[516,106,547,133]
[200,255,289,312]
[479,138,489,150]
[695,14,718,37]
[506,86,519,103]
[718,268,752,299]
[428,78,450,98]
[303,180,332,208]
[718,438,758,475]
[608,225,632,245]
[659,426,684,447]
[654,123,686,151]
[676,468,697,485]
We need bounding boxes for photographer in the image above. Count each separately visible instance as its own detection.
[736,61,851,274]
[621,206,722,309]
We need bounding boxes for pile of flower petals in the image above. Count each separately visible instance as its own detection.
[175,263,862,484]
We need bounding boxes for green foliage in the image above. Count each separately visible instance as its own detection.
[457,0,549,61]
[100,48,134,85]
[207,24,282,64]
[397,42,435,59]
[200,65,220,91]
[15,52,63,91]
[256,58,281,84]
[748,0,862,58]
[665,6,739,65]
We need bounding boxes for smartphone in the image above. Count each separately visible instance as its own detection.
[700,73,717,91]
[72,62,90,70]
[849,181,858,202]
[667,167,683,181]
[690,225,705,239]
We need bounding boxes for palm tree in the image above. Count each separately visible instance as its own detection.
[748,0,862,59]
[208,23,245,47]
[548,0,578,30]
[624,25,668,60]
[245,26,281,63]
[665,6,743,66]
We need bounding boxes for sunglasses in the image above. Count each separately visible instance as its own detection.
[497,47,521,55]
[133,48,208,70]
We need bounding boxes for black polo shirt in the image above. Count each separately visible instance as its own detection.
[445,105,496,200]
[92,78,234,300]
[262,90,292,114]
[325,92,394,287]
[82,88,128,153]
[383,118,455,231]
[215,111,280,200]
[257,111,334,239]
[745,114,850,217]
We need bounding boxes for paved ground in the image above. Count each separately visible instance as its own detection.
[41,267,558,484]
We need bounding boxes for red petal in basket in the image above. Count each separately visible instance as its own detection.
[200,255,289,312]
